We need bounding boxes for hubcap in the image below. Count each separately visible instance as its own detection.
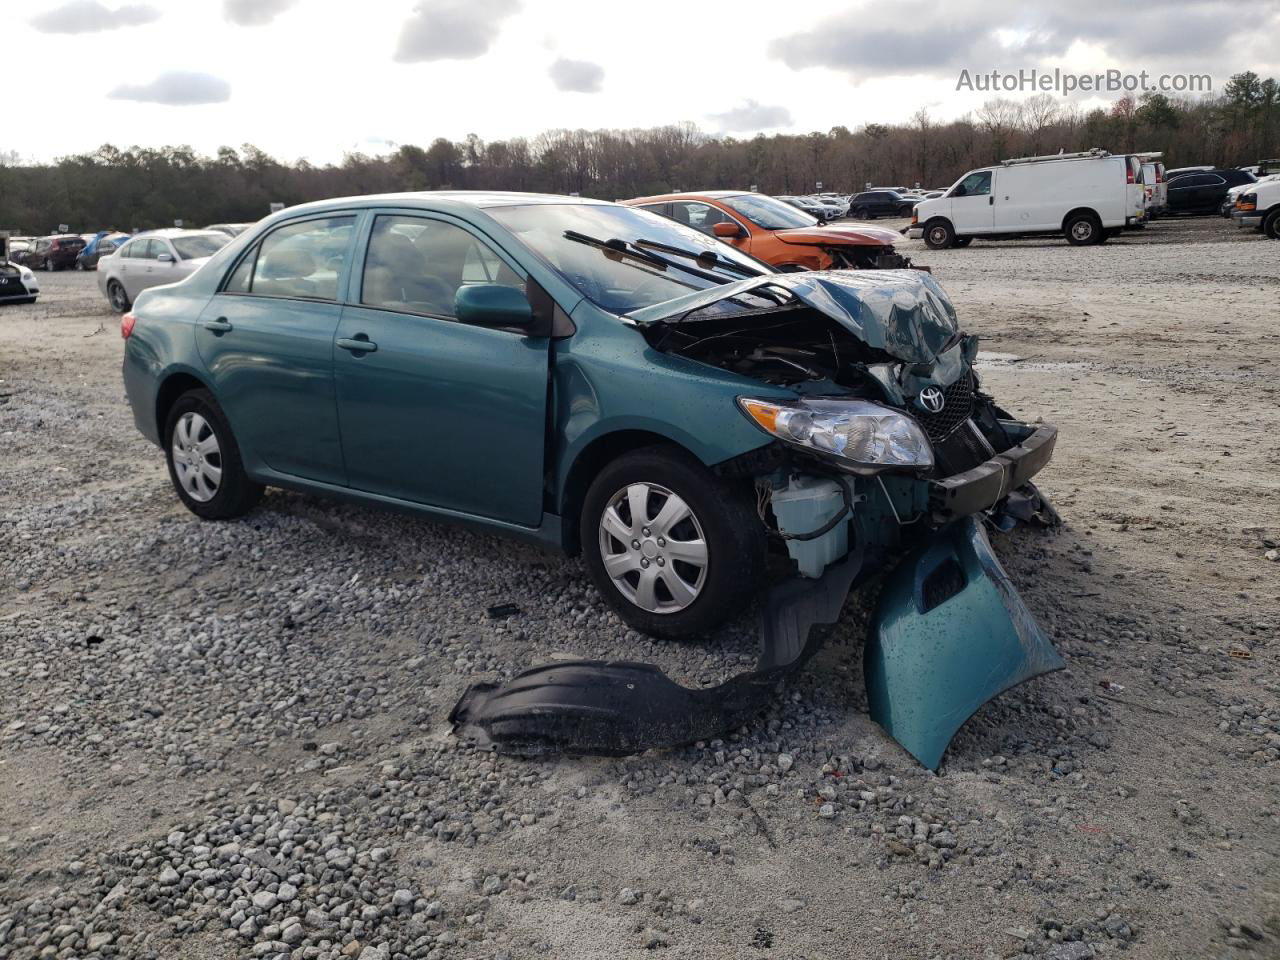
[171,412,222,503]
[598,482,708,614]
[929,227,947,245]
[1072,222,1092,240]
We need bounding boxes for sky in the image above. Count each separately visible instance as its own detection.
[10,0,1280,164]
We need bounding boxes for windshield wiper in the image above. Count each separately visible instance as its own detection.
[563,231,732,286]
[631,238,764,278]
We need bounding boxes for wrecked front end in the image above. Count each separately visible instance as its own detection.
[453,271,1064,770]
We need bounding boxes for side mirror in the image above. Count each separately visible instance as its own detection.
[157,253,174,263]
[712,221,744,239]
[455,283,533,329]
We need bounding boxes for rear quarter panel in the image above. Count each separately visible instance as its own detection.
[122,288,211,445]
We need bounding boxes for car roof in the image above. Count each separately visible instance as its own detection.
[130,229,226,239]
[624,190,751,204]
[270,190,614,219]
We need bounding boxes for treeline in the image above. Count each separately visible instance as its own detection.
[1,73,1276,234]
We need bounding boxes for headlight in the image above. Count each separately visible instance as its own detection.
[20,268,34,282]
[739,397,934,472]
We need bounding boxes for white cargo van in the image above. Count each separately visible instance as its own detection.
[907,149,1145,249]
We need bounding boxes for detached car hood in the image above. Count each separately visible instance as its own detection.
[625,270,959,366]
[774,224,902,247]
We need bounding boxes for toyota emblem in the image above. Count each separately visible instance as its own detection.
[918,387,945,414]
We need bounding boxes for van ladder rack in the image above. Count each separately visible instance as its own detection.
[1001,148,1111,166]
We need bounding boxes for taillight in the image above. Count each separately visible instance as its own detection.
[1126,165,1135,184]
[1156,166,1164,183]
[121,312,136,339]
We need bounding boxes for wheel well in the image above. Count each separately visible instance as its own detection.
[1061,207,1100,231]
[155,373,208,440]
[923,216,953,231]
[559,430,695,555]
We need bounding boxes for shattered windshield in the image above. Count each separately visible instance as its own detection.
[721,194,819,230]
[486,203,776,315]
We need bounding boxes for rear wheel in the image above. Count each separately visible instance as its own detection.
[1065,212,1103,246]
[923,219,955,250]
[580,446,765,640]
[107,280,130,313]
[851,206,868,219]
[163,389,263,520]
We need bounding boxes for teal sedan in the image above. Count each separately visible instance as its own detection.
[122,191,1064,769]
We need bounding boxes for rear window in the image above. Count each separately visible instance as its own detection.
[172,234,229,260]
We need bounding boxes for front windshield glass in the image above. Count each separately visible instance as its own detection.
[486,203,774,315]
[172,234,230,260]
[720,193,818,230]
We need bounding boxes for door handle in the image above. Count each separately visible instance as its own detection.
[203,318,233,333]
[988,196,994,205]
[337,336,377,354]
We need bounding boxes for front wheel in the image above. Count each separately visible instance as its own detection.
[1264,209,1280,240]
[164,389,263,520]
[923,219,955,250]
[581,446,765,640]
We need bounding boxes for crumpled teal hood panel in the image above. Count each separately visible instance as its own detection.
[865,518,1065,770]
[624,269,960,366]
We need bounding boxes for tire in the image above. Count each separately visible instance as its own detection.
[1065,212,1103,246]
[1264,209,1280,240]
[163,389,263,520]
[107,280,131,313]
[580,445,765,640]
[923,219,955,250]
[851,207,868,219]
[953,237,973,247]
[44,258,54,272]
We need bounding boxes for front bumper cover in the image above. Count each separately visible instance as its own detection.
[930,423,1057,518]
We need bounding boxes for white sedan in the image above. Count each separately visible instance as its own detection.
[97,229,230,312]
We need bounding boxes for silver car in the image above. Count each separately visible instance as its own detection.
[98,230,230,312]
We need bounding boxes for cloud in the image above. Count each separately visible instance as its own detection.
[108,72,231,106]
[708,100,794,132]
[549,58,604,93]
[395,0,520,63]
[30,0,158,34]
[769,0,1272,82]
[223,0,298,26]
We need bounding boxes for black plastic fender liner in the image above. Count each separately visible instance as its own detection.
[449,549,865,757]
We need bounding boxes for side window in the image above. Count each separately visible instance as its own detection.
[361,215,523,319]
[246,216,354,301]
[135,239,159,260]
[636,203,672,220]
[955,172,991,197]
[670,202,732,237]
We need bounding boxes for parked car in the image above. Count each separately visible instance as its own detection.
[0,238,40,304]
[6,238,34,266]
[1140,159,1167,217]
[624,191,911,269]
[204,223,254,237]
[1233,179,1280,238]
[908,149,1143,248]
[30,234,87,271]
[777,195,833,220]
[119,190,1062,769]
[77,232,130,270]
[847,190,917,219]
[1164,165,1214,178]
[1222,174,1280,217]
[98,229,230,311]
[1166,168,1256,215]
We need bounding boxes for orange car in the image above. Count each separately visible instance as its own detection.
[623,191,912,271]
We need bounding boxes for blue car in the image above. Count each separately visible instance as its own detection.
[120,191,1064,768]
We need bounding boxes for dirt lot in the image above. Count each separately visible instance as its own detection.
[1,217,1277,960]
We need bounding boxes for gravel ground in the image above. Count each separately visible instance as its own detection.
[1,216,1277,960]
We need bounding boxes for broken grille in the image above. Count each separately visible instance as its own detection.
[911,373,975,442]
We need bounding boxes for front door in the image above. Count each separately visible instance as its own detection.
[949,171,995,233]
[194,214,357,486]
[333,212,550,526]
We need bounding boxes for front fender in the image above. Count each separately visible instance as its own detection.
[865,517,1064,769]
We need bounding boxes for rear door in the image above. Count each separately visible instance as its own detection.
[949,171,995,233]
[194,214,357,486]
[332,211,550,526]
